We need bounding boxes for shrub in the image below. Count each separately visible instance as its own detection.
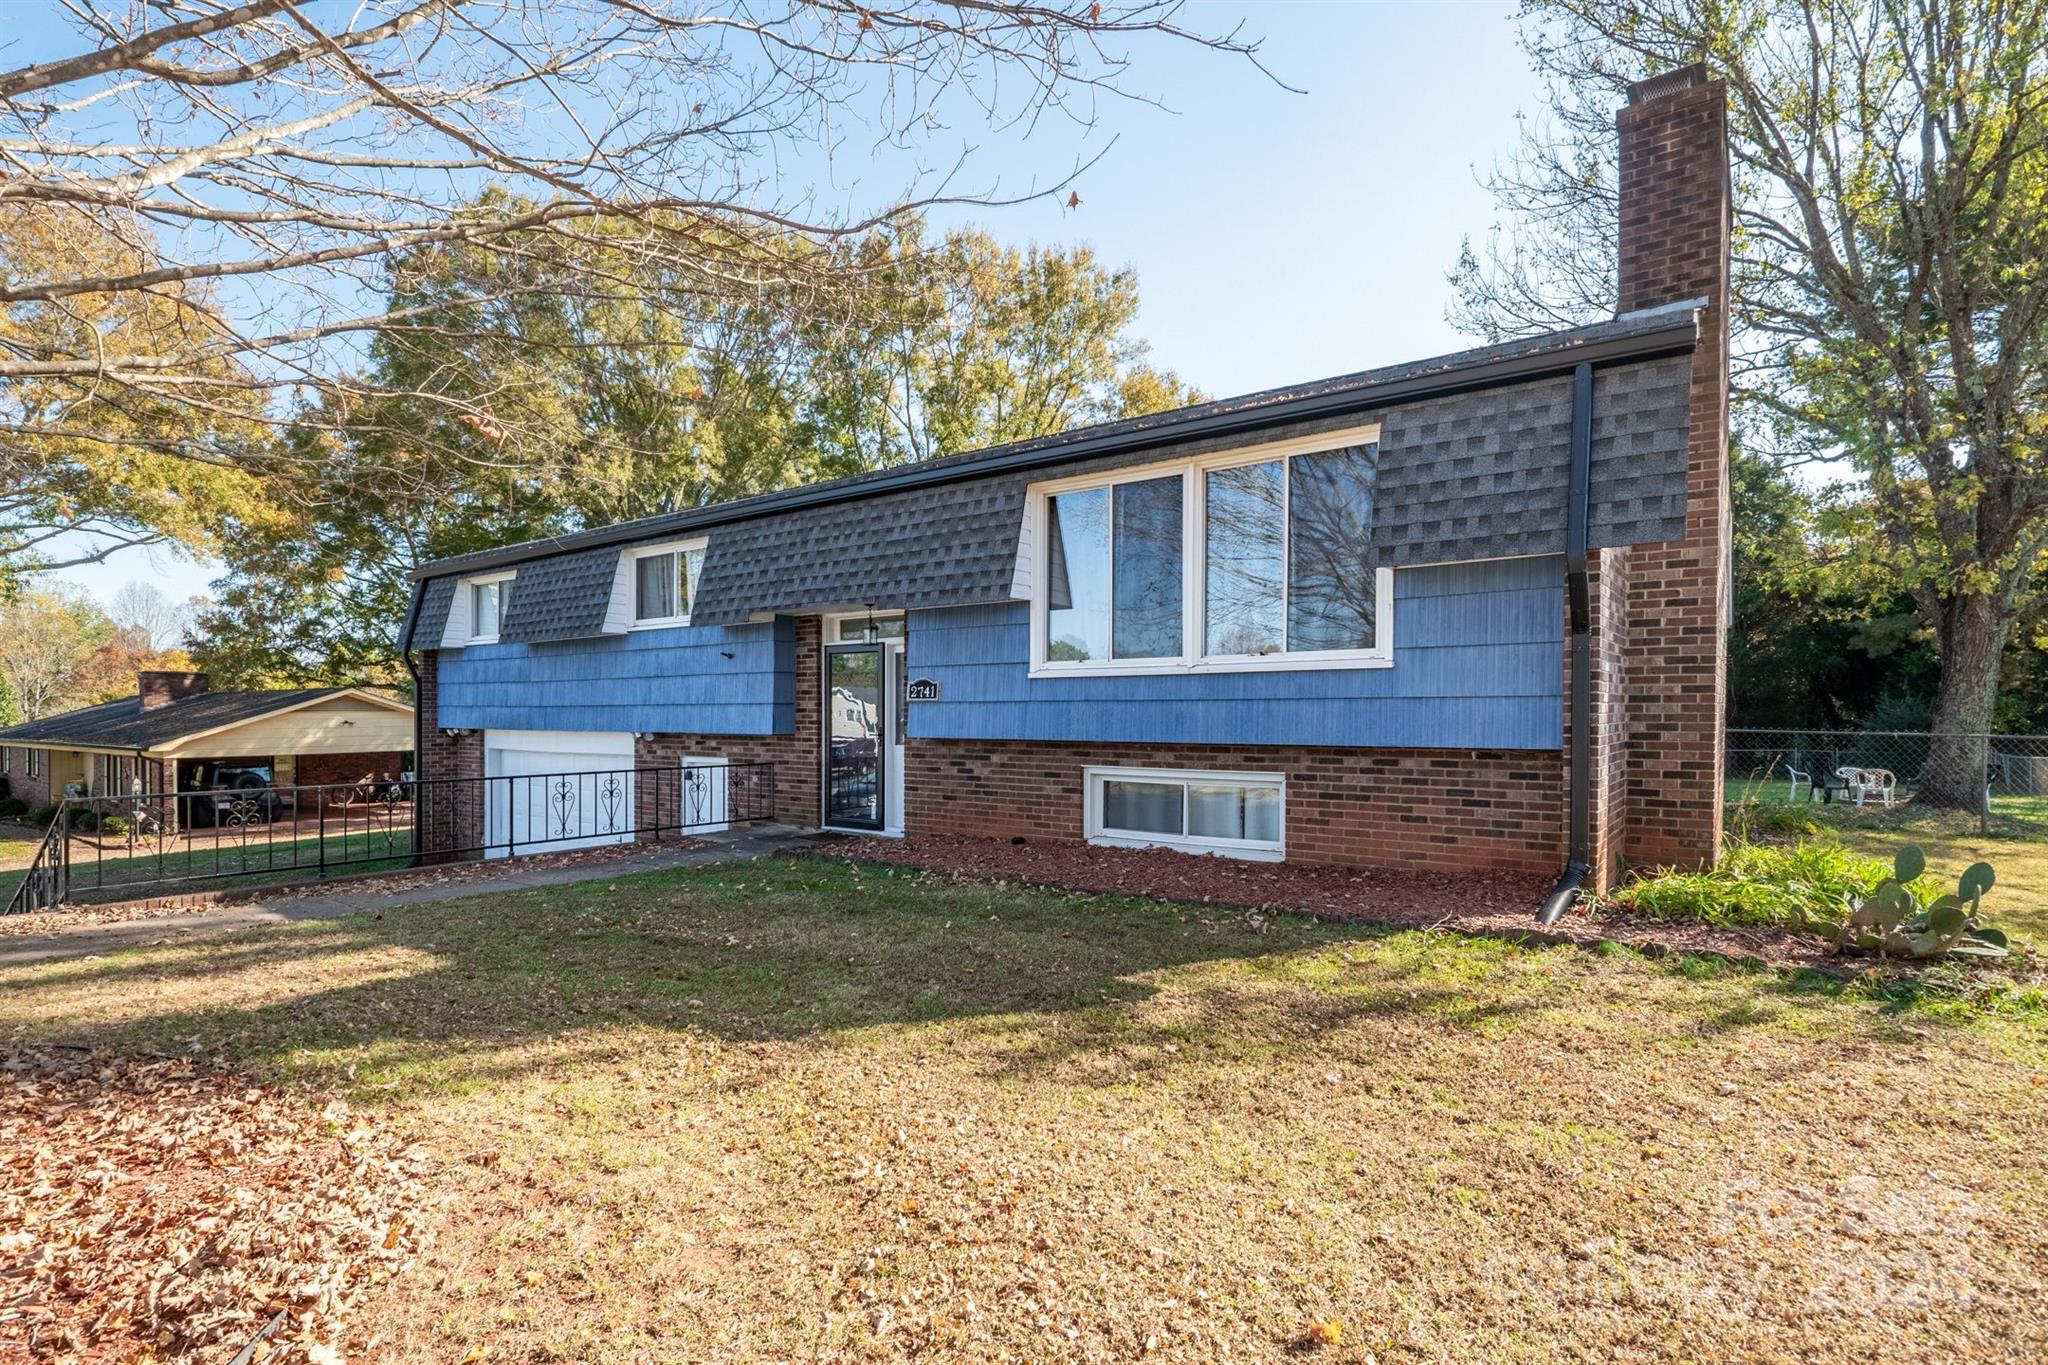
[0,796,25,820]
[23,802,60,829]
[96,813,132,838]
[1610,837,1908,929]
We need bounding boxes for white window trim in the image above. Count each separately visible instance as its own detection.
[1025,424,1392,678]
[461,570,516,645]
[624,539,707,630]
[1083,765,1286,861]
[822,608,907,643]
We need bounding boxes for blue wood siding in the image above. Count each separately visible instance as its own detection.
[436,617,793,735]
[905,557,1563,750]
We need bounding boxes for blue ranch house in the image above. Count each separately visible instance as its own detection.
[402,67,1734,901]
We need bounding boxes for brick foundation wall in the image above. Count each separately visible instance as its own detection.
[3,747,54,810]
[635,616,822,828]
[415,650,483,862]
[904,738,1563,875]
[1614,66,1732,871]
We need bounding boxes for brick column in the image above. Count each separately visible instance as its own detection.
[414,650,483,862]
[1615,65,1732,869]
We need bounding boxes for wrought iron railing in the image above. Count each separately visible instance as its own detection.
[3,761,776,913]
[4,808,68,916]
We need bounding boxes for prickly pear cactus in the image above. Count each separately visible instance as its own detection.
[1794,846,2009,961]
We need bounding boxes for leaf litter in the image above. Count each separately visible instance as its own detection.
[0,1045,437,1363]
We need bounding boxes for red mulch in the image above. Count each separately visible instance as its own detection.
[810,834,1875,975]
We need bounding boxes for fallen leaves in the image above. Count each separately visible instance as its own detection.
[0,1045,437,1362]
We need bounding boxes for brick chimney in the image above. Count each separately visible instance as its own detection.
[1612,63,1732,871]
[139,670,210,710]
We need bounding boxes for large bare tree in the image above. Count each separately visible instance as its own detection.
[0,0,1266,583]
[1451,0,2048,808]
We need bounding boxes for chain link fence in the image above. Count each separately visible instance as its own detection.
[1726,728,2048,836]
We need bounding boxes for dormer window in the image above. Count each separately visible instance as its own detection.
[630,541,706,628]
[467,573,513,643]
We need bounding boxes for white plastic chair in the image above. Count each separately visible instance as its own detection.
[1836,766,1896,808]
[1786,765,1815,803]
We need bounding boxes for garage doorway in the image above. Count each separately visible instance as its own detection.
[483,729,636,858]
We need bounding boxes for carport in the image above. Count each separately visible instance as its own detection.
[0,672,414,830]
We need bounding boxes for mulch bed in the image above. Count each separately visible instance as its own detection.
[811,834,1908,977]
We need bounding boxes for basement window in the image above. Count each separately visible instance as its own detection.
[1083,766,1284,860]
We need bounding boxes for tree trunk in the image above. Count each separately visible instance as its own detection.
[1918,590,2008,809]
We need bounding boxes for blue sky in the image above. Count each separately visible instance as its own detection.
[32,0,1550,610]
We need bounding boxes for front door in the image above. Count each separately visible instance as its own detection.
[823,643,886,831]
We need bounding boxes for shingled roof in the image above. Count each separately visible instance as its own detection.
[406,300,1704,647]
[0,688,377,752]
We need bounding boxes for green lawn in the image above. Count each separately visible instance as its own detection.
[1722,778,2048,944]
[5,857,2045,1362]
[52,827,413,903]
[1724,775,2048,828]
[0,822,43,908]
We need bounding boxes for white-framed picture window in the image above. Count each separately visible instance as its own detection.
[630,541,707,628]
[1083,765,1285,860]
[1029,425,1392,677]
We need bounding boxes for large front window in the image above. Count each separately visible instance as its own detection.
[1045,475,1183,662]
[1034,427,1389,675]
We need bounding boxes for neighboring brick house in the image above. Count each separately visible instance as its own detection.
[399,70,1731,894]
[0,671,413,823]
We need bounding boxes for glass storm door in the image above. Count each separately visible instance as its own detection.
[824,644,885,830]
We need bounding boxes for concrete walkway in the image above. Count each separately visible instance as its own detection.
[0,824,816,967]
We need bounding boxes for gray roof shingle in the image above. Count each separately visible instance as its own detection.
[406,303,1702,645]
[499,545,619,644]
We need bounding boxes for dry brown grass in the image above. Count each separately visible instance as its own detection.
[4,857,2046,1363]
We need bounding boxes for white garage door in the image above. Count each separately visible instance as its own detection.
[483,730,635,859]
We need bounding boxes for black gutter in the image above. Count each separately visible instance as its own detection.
[396,582,426,870]
[1538,360,1596,925]
[410,309,1701,584]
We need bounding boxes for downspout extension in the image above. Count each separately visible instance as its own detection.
[1538,361,1596,925]
[397,586,426,871]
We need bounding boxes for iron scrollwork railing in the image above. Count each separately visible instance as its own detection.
[3,761,776,913]
[3,807,68,916]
